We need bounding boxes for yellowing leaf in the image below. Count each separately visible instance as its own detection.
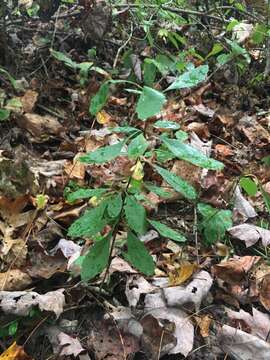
[96,110,111,124]
[0,342,33,360]
[34,194,48,210]
[131,160,144,181]
[169,261,197,286]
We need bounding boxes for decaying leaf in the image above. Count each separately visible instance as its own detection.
[229,224,270,247]
[164,270,213,311]
[58,332,85,357]
[0,270,32,291]
[125,275,156,307]
[0,289,65,317]
[168,261,197,286]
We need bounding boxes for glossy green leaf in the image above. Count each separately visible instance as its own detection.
[124,195,147,235]
[136,86,166,120]
[0,109,10,121]
[155,165,197,200]
[68,201,108,238]
[89,82,110,115]
[107,193,123,218]
[80,235,110,280]
[166,65,208,91]
[175,130,189,142]
[162,137,224,170]
[198,203,233,245]
[125,232,155,276]
[111,126,141,135]
[239,177,258,196]
[128,134,148,159]
[148,219,186,242]
[66,188,108,203]
[143,60,156,86]
[154,120,180,130]
[80,141,124,164]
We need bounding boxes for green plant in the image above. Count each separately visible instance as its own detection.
[66,63,228,281]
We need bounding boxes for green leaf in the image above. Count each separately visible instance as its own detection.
[175,130,189,142]
[143,60,156,86]
[155,165,197,200]
[80,235,110,281]
[198,203,233,245]
[154,120,180,130]
[262,155,270,167]
[251,24,267,44]
[136,86,166,120]
[260,185,270,214]
[217,53,232,65]
[89,82,110,115]
[162,137,224,170]
[145,183,173,199]
[0,109,10,121]
[148,219,186,242]
[205,43,224,59]
[68,201,108,238]
[51,49,78,69]
[125,232,155,276]
[80,141,124,164]
[124,195,147,235]
[107,193,123,218]
[239,177,258,196]
[226,19,239,32]
[155,148,175,163]
[128,134,148,159]
[166,65,208,91]
[66,188,108,203]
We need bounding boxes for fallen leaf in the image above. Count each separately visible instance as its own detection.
[0,288,65,317]
[164,270,213,311]
[64,153,85,180]
[233,186,257,220]
[58,332,85,357]
[17,113,64,139]
[20,90,38,113]
[194,314,212,338]
[233,22,253,43]
[215,144,234,157]
[229,224,270,247]
[168,261,197,286]
[213,256,260,284]
[125,275,156,307]
[218,324,270,359]
[0,270,32,291]
[193,104,215,118]
[0,342,33,360]
[96,110,112,124]
[259,273,270,311]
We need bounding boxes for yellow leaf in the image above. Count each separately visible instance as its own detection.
[131,160,144,181]
[96,110,111,124]
[0,342,33,360]
[169,261,196,286]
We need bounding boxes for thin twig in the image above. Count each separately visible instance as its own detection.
[113,23,133,69]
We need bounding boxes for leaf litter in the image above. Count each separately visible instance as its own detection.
[0,2,270,360]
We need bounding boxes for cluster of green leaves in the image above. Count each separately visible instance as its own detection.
[65,62,233,281]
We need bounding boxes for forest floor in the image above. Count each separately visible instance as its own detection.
[0,2,270,360]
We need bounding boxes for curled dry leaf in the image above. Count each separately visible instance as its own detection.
[213,256,260,284]
[229,224,270,247]
[233,186,257,220]
[168,261,197,286]
[259,273,270,311]
[0,288,65,318]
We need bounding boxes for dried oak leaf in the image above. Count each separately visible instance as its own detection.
[0,342,33,360]
[0,270,32,291]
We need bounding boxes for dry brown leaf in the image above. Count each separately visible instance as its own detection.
[0,223,27,267]
[215,144,234,157]
[64,153,85,180]
[194,315,212,338]
[168,261,197,286]
[237,115,269,147]
[229,224,270,247]
[0,269,32,291]
[258,273,270,311]
[213,256,260,284]
[0,342,33,360]
[17,113,63,138]
[20,90,38,113]
[58,332,85,357]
